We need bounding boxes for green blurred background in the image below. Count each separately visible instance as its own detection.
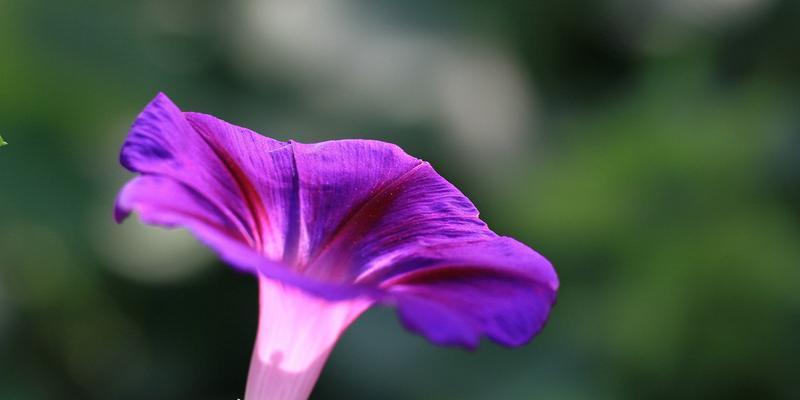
[1,0,799,399]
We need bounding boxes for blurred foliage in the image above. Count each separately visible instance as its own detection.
[1,0,799,399]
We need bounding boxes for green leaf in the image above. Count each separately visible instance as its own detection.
[0,134,6,147]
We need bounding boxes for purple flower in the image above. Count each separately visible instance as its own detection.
[115,93,558,399]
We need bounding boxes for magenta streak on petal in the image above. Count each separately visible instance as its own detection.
[300,162,426,282]
[378,263,542,289]
[189,121,272,254]
[245,277,371,400]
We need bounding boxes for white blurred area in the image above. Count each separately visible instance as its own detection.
[228,0,538,169]
[92,205,214,284]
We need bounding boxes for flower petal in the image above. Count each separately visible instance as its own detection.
[115,175,264,272]
[117,94,384,299]
[382,238,558,348]
[119,93,296,260]
[289,140,422,266]
[116,93,559,331]
[117,174,376,299]
[184,111,308,261]
[296,148,496,283]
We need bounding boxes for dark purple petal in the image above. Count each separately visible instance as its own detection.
[382,238,558,348]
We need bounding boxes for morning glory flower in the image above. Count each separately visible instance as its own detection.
[115,93,558,400]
